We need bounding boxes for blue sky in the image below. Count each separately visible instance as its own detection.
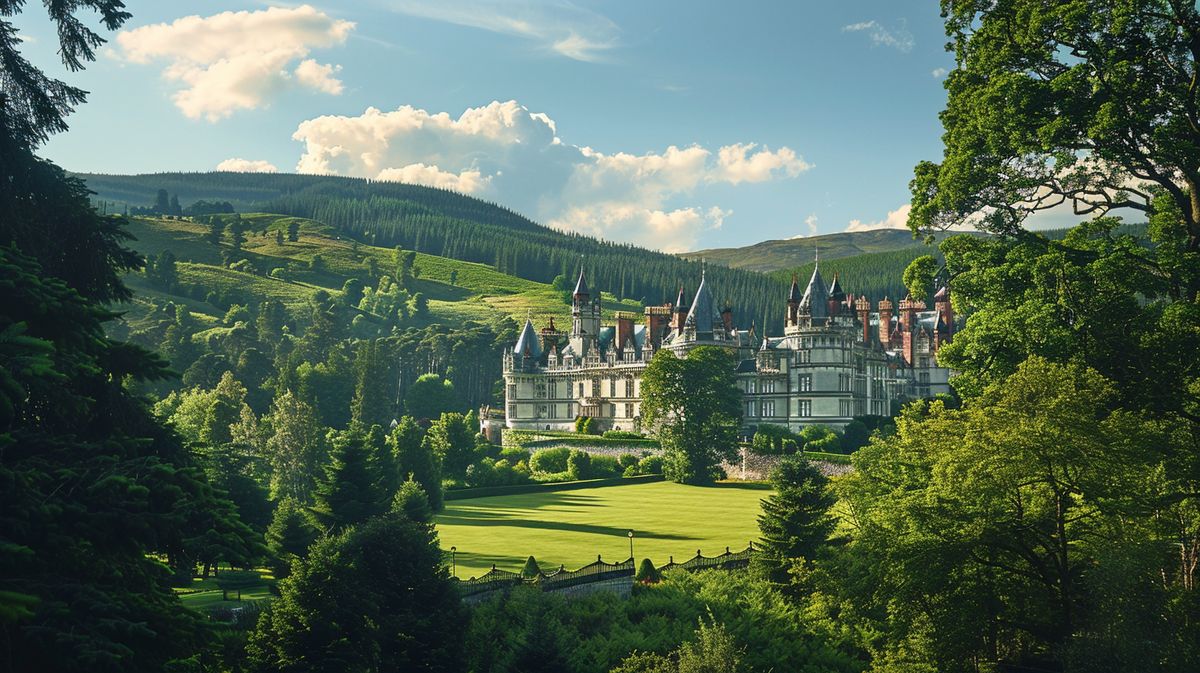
[22,1,973,251]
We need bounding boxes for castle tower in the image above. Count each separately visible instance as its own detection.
[672,285,689,333]
[827,272,845,317]
[878,297,893,347]
[786,274,801,328]
[797,255,829,328]
[933,282,953,342]
[569,268,600,356]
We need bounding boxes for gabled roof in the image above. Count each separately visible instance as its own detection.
[514,318,542,358]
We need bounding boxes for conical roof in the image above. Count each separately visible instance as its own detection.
[685,271,723,334]
[514,318,542,358]
[828,272,845,300]
[787,274,802,303]
[572,268,590,299]
[933,283,949,301]
[674,285,688,311]
[798,264,829,321]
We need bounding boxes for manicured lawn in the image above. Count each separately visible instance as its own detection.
[175,568,276,612]
[434,480,770,579]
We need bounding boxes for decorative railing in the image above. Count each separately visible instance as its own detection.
[452,543,756,599]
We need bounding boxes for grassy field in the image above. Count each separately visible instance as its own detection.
[434,480,770,579]
[175,568,276,612]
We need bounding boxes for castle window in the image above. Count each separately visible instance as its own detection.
[579,381,585,397]
[591,377,601,397]
[761,400,775,417]
[798,400,812,417]
[839,400,852,417]
[624,403,634,418]
[608,379,616,396]
[745,380,756,394]
[763,379,776,394]
[798,374,812,392]
[625,375,635,397]
[506,384,516,400]
[745,401,756,417]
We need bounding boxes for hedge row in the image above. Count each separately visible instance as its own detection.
[802,451,853,465]
[444,474,666,501]
[520,437,660,450]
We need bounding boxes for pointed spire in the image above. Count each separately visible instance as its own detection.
[514,317,542,358]
[828,271,845,300]
[674,284,688,311]
[787,273,802,303]
[572,266,590,300]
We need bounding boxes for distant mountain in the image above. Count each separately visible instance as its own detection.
[682,229,942,273]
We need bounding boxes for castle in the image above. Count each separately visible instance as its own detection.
[495,259,955,436]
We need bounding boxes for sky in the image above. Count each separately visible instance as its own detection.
[17,1,1036,251]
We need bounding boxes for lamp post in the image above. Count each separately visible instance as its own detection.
[450,546,457,578]
[627,530,635,563]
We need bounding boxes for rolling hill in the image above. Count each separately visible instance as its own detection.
[682,229,942,273]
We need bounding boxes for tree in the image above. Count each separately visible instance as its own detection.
[390,416,443,511]
[756,456,835,583]
[266,499,319,578]
[391,478,433,523]
[901,254,937,302]
[424,412,476,480]
[247,515,466,673]
[521,555,542,578]
[341,278,364,307]
[226,219,247,252]
[640,347,741,485]
[154,188,170,214]
[833,358,1188,671]
[263,392,327,504]
[286,220,300,242]
[404,373,457,420]
[909,0,1200,261]
[312,428,384,530]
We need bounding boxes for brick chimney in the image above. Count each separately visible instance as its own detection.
[644,305,671,347]
[934,285,953,342]
[615,311,636,354]
[878,297,893,347]
[720,305,733,333]
[855,296,871,344]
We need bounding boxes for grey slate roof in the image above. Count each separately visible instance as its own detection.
[573,268,590,298]
[798,264,829,322]
[685,272,723,334]
[514,318,542,358]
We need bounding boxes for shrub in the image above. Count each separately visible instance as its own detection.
[500,446,531,464]
[530,447,571,474]
[622,465,639,478]
[634,558,660,584]
[603,430,644,440]
[637,455,663,475]
[521,556,542,578]
[589,454,622,478]
[617,454,640,471]
[567,450,592,480]
[574,416,589,433]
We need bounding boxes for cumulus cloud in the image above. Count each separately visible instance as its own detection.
[389,0,617,62]
[290,100,809,251]
[843,20,914,53]
[116,5,354,121]
[217,158,280,173]
[846,203,912,232]
[931,67,948,78]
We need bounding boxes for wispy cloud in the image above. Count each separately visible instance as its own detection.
[931,67,948,78]
[217,158,280,172]
[387,0,618,62]
[842,19,914,53]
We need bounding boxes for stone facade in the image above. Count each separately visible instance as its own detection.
[499,263,955,436]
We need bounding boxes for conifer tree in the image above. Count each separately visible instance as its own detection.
[313,428,384,530]
[756,456,835,583]
[389,416,443,511]
[391,478,432,523]
[266,498,319,578]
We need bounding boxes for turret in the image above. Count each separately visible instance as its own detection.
[786,274,801,328]
[569,267,601,356]
[827,272,845,317]
[934,283,953,340]
[672,285,689,332]
[720,304,734,333]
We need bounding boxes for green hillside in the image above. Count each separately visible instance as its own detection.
[683,229,946,273]
[118,214,640,331]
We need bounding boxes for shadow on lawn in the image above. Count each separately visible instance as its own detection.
[437,513,696,540]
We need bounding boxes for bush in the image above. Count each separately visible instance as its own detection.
[637,455,663,475]
[589,454,622,479]
[622,465,639,478]
[618,454,640,471]
[530,447,571,474]
[567,450,592,481]
[603,430,644,440]
[634,558,660,584]
[500,446,531,464]
[521,555,542,578]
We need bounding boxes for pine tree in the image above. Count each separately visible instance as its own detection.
[313,428,384,530]
[389,416,443,511]
[266,499,319,578]
[391,478,432,523]
[756,456,835,583]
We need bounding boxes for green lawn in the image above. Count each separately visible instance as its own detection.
[175,568,276,612]
[434,480,770,579]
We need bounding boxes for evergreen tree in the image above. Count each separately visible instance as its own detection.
[424,412,476,480]
[755,456,835,584]
[168,193,181,216]
[521,555,542,578]
[247,515,466,673]
[389,416,443,511]
[265,498,319,578]
[391,478,432,523]
[366,423,400,504]
[313,428,384,530]
[286,220,300,242]
[154,188,170,213]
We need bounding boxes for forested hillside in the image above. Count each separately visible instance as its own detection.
[683,229,936,272]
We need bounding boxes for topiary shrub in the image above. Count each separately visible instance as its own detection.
[567,450,592,480]
[603,430,645,440]
[637,455,663,475]
[500,446,531,464]
[589,454,622,478]
[634,558,660,584]
[521,555,542,578]
[617,454,640,471]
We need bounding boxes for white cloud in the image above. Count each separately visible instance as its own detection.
[931,67,948,78]
[388,0,617,62]
[291,100,809,251]
[115,5,354,121]
[216,158,280,173]
[806,213,819,236]
[842,20,914,53]
[376,163,492,193]
[846,203,912,232]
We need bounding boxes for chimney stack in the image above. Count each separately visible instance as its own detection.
[615,311,636,354]
[878,297,893,347]
[720,305,734,333]
[855,296,871,344]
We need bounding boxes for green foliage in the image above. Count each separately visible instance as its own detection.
[634,558,660,584]
[901,254,937,302]
[247,515,466,672]
[603,430,645,440]
[389,416,443,511]
[425,412,476,480]
[756,456,835,583]
[567,450,592,481]
[521,555,542,578]
[266,499,318,579]
[530,447,572,474]
[262,391,327,504]
[392,478,433,523]
[405,373,458,420]
[641,347,741,485]
[312,428,385,530]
